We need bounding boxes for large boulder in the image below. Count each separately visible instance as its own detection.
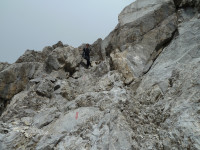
[45,46,82,74]
[110,49,135,85]
[0,62,42,100]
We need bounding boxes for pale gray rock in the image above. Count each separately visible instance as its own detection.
[32,107,59,128]
[111,14,177,84]
[100,0,178,84]
[44,107,103,134]
[36,133,65,150]
[53,79,75,100]
[0,0,200,149]
[0,91,49,123]
[54,135,88,150]
[129,14,200,149]
[92,59,110,77]
[119,0,175,26]
[136,16,200,94]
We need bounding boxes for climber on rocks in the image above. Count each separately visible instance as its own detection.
[82,43,92,68]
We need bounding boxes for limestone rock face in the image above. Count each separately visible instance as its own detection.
[1,0,200,149]
[102,0,177,84]
[123,13,200,149]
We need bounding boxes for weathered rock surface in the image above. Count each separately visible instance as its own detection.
[103,0,178,84]
[45,46,82,74]
[0,62,43,117]
[0,62,42,100]
[0,62,10,72]
[122,13,200,149]
[0,0,200,149]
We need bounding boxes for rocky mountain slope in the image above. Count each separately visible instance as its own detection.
[0,0,200,149]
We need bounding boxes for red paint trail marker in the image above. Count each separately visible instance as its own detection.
[75,112,79,120]
[83,75,86,80]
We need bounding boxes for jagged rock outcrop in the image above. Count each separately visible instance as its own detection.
[52,41,64,49]
[0,0,200,149]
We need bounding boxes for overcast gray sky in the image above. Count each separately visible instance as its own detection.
[0,0,133,63]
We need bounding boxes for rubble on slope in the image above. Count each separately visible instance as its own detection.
[0,0,200,149]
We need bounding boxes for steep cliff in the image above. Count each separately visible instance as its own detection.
[0,0,200,149]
